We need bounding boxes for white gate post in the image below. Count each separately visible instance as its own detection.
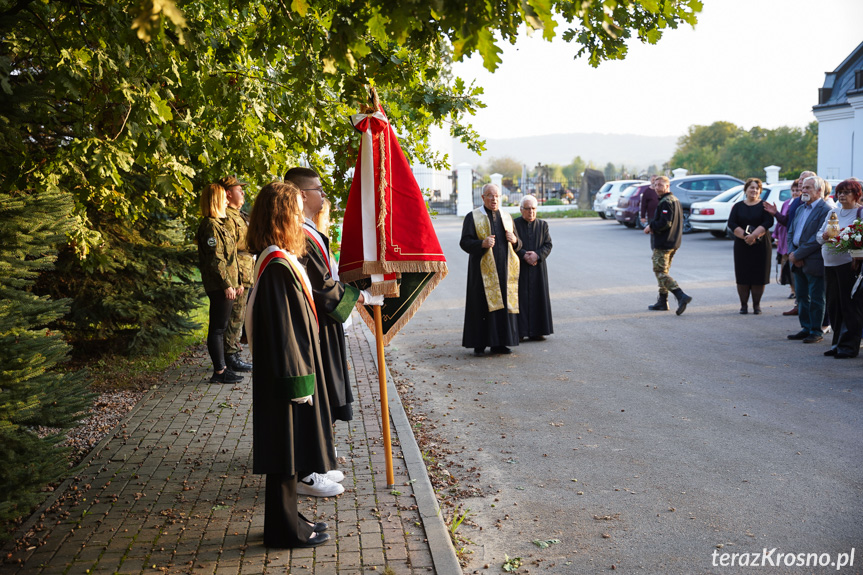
[763,165,781,185]
[457,163,474,216]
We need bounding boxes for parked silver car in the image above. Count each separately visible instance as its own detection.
[669,174,744,232]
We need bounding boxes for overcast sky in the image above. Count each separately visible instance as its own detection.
[451,0,863,140]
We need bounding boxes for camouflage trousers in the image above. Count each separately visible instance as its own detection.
[223,290,247,355]
[652,248,679,295]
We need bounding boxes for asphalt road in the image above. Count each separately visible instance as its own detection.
[385,215,863,575]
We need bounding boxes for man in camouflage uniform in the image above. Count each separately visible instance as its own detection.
[644,176,692,315]
[220,176,253,372]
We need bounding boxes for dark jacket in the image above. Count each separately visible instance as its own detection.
[650,193,683,250]
[787,198,832,277]
[640,187,659,220]
[773,196,802,228]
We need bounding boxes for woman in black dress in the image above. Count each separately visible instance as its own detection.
[727,178,775,314]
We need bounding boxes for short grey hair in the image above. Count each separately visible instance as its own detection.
[482,183,500,195]
[803,175,824,194]
[520,194,538,208]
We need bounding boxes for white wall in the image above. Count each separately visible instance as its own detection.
[412,124,454,199]
[815,105,855,180]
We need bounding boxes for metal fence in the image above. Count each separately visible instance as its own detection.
[414,167,458,214]
[472,176,582,208]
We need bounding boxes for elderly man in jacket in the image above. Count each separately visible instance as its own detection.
[786,175,835,343]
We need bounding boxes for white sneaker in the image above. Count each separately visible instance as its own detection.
[323,469,345,483]
[298,473,345,497]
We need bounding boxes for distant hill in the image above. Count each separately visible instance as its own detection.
[452,132,679,172]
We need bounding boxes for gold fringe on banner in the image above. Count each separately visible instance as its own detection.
[366,279,400,297]
[354,266,449,346]
[339,261,449,284]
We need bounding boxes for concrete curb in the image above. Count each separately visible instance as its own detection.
[360,322,463,575]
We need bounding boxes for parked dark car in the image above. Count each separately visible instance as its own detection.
[614,183,652,228]
[669,174,744,233]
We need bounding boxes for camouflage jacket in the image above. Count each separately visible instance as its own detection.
[224,207,254,287]
[197,217,239,292]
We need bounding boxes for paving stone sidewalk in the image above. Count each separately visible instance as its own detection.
[2,320,459,575]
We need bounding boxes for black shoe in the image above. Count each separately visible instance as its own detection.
[648,293,670,311]
[824,348,838,356]
[834,352,856,359]
[672,289,692,316]
[787,330,808,340]
[788,293,796,299]
[739,307,748,315]
[226,353,252,372]
[210,369,243,383]
[299,512,329,533]
[753,307,762,315]
[802,334,823,344]
[473,347,485,356]
[490,346,512,354]
[295,531,330,548]
[529,335,546,341]
[265,531,331,549]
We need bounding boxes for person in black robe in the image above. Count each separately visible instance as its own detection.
[285,168,383,497]
[245,181,336,549]
[460,184,522,356]
[514,195,553,340]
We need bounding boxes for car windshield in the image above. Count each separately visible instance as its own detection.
[620,186,638,199]
[711,186,744,202]
[597,183,612,195]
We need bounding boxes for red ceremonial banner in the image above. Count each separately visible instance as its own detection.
[339,101,448,345]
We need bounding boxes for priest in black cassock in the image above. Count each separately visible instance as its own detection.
[460,183,522,356]
[514,195,554,341]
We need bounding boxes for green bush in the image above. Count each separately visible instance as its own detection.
[0,189,93,534]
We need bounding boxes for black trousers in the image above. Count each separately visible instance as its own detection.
[206,290,234,371]
[825,263,863,355]
[264,473,314,548]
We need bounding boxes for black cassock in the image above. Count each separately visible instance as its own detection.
[251,259,337,547]
[300,227,360,422]
[514,217,554,338]
[460,209,522,349]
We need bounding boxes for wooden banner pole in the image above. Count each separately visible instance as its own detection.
[373,305,395,488]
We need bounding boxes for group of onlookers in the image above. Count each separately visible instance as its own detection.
[635,168,862,358]
[730,171,863,358]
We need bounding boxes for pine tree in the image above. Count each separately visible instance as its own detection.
[0,187,92,528]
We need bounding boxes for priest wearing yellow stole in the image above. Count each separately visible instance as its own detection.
[460,184,522,356]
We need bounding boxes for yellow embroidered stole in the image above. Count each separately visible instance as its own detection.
[472,207,520,313]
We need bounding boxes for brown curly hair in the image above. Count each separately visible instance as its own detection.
[246,181,307,256]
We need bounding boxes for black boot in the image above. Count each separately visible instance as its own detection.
[226,353,252,372]
[648,293,669,311]
[671,288,692,315]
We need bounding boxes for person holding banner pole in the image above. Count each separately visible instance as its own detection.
[285,167,383,497]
